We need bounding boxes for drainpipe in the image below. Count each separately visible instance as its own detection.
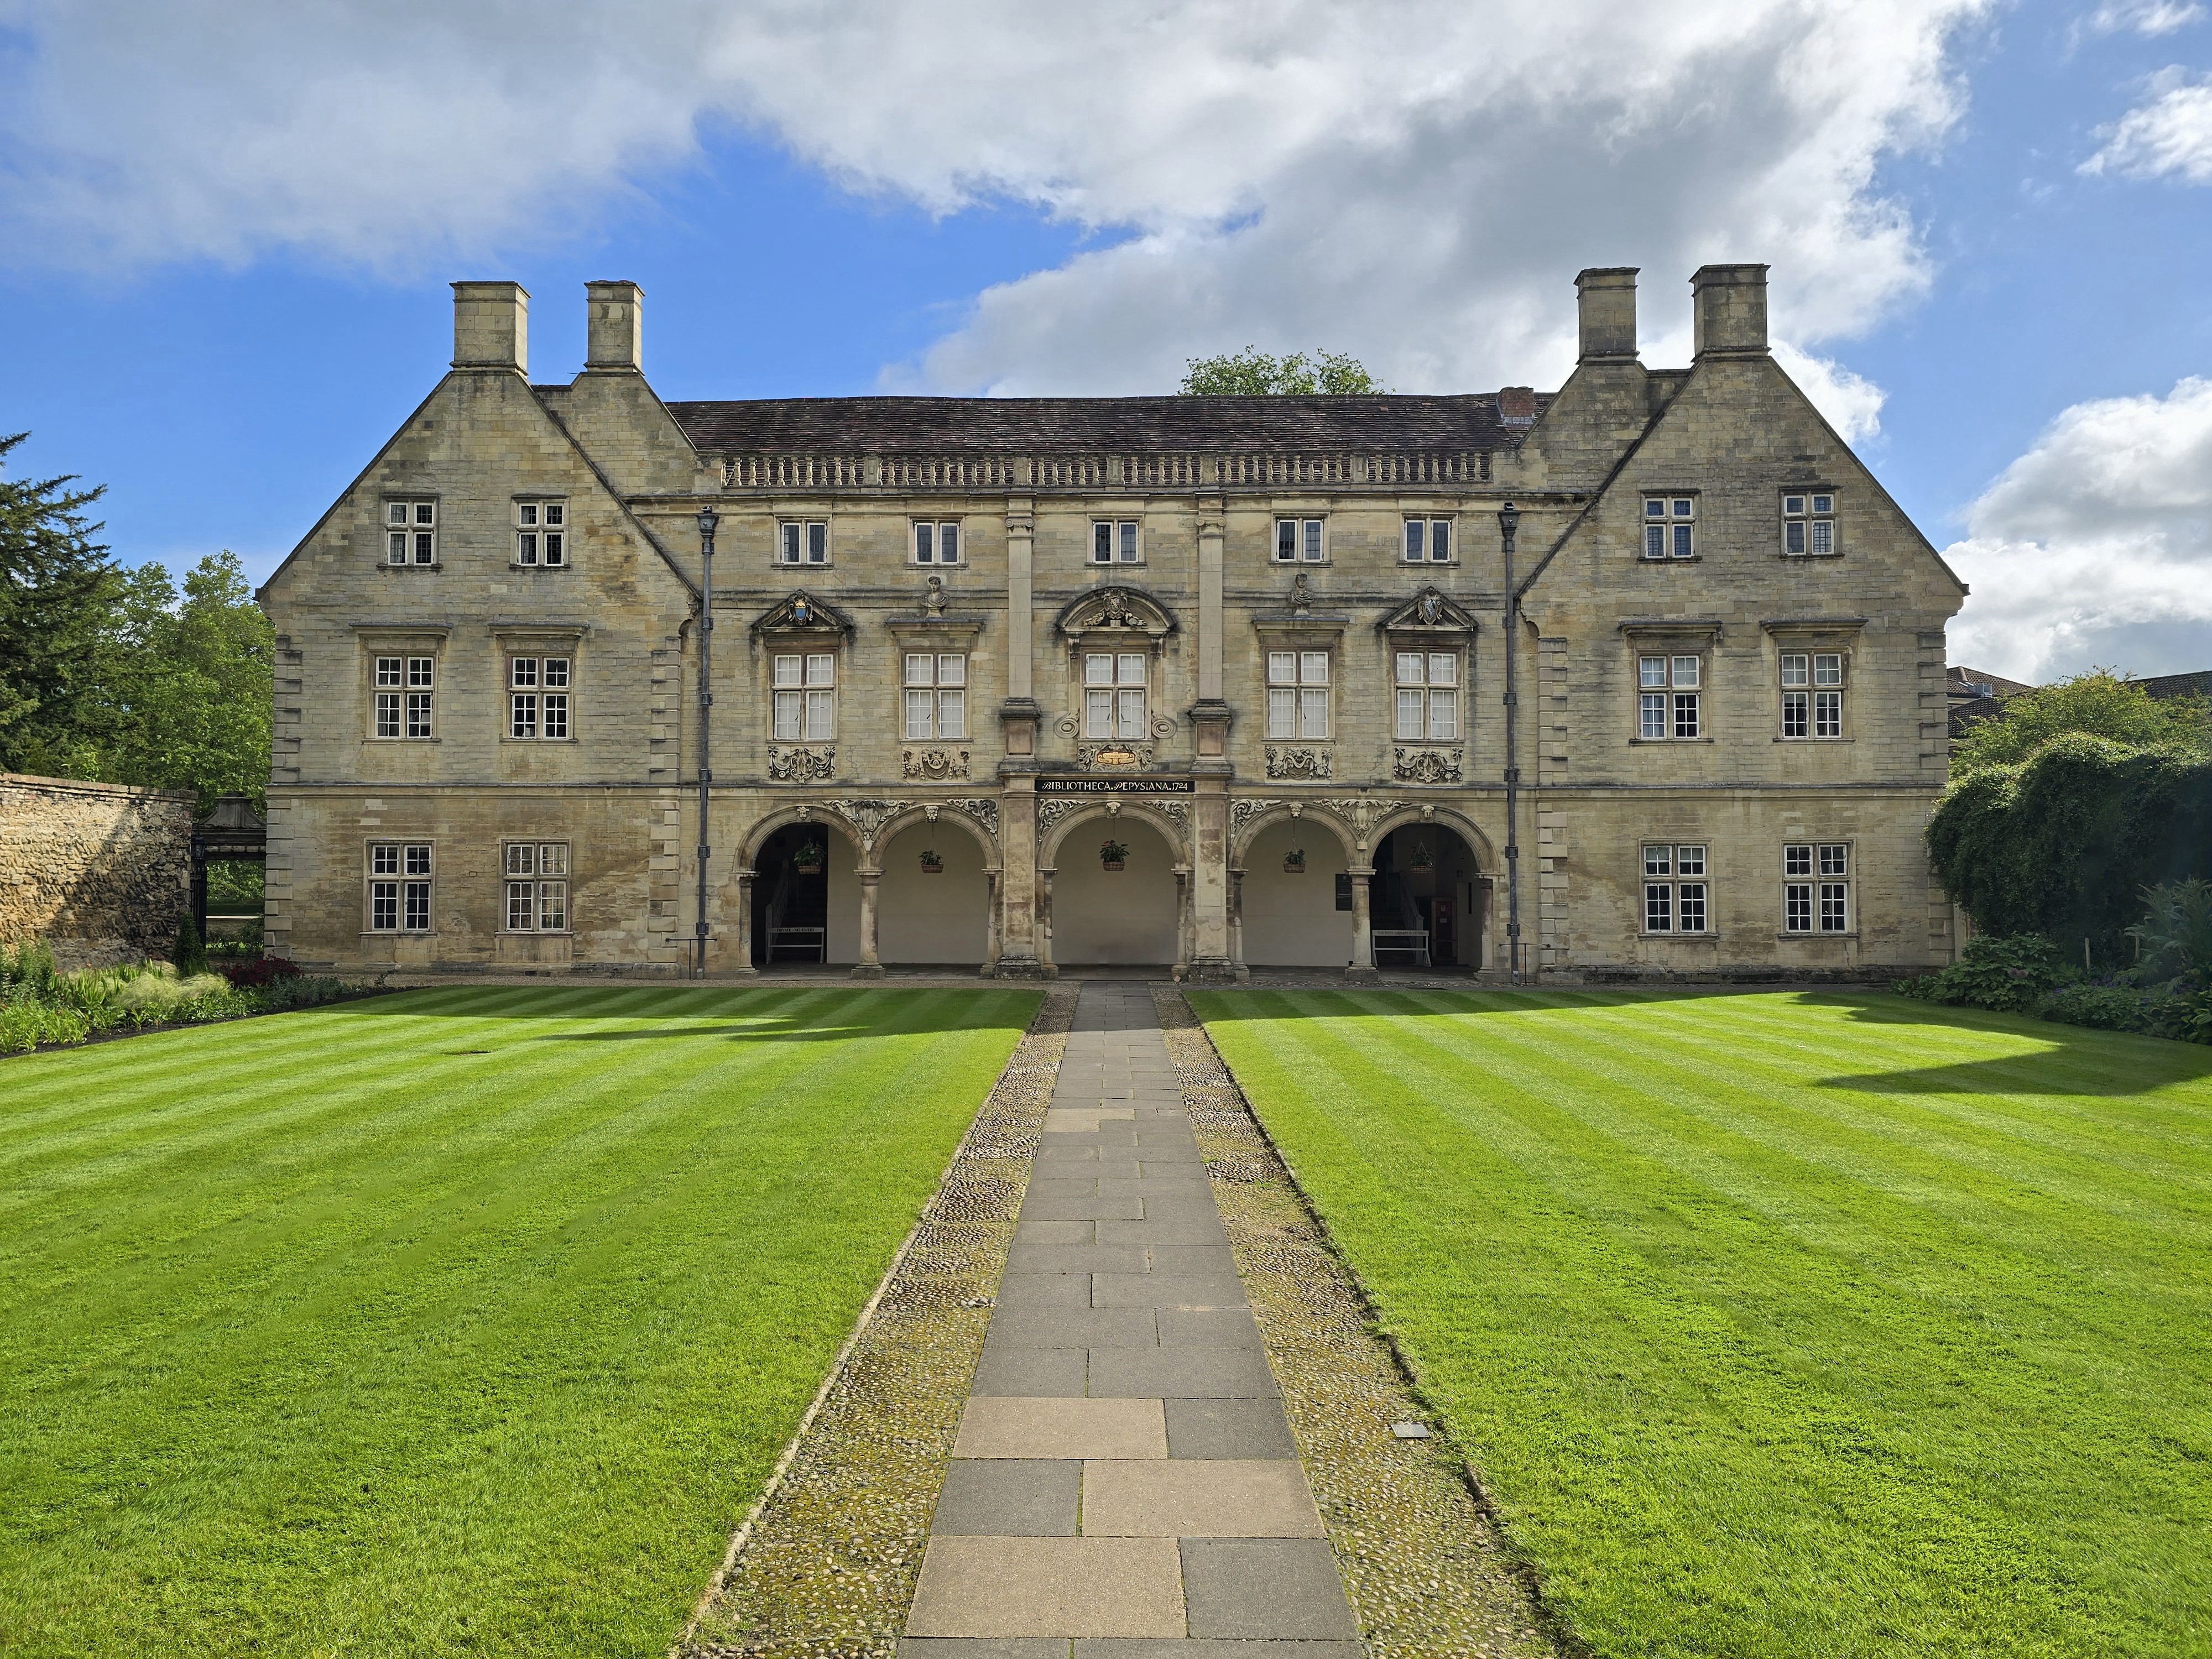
[695,505,719,978]
[1499,501,1522,985]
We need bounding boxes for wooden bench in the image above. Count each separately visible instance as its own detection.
[1371,928,1432,967]
[766,926,827,963]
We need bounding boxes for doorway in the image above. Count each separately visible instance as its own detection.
[752,823,830,965]
[1372,824,1481,971]
[1050,816,1179,966]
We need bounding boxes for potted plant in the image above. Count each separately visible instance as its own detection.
[919,848,945,874]
[793,838,826,874]
[1282,847,1307,874]
[1099,838,1129,872]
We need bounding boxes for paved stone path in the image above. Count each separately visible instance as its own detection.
[902,981,1360,1657]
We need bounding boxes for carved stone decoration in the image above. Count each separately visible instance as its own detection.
[1054,714,1081,738]
[1378,586,1477,635]
[922,575,946,615]
[1053,585,1176,652]
[1077,742,1154,769]
[1036,798,1086,838]
[902,745,971,781]
[1265,745,1333,780]
[1150,714,1177,740]
[1291,573,1313,616]
[1230,799,1286,841]
[768,745,836,782]
[1393,747,1464,785]
[753,591,854,638]
[1323,796,1405,838]
[1418,589,1444,627]
[833,797,900,846]
[954,797,1000,836]
[1152,800,1190,830]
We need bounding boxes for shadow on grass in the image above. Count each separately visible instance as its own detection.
[1190,985,2212,1099]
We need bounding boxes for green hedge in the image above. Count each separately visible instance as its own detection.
[1927,736,2212,966]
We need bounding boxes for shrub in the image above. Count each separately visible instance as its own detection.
[0,1002,91,1055]
[1893,933,2068,1013]
[1,938,59,1001]
[218,956,304,989]
[2126,878,2212,987]
[172,913,207,976]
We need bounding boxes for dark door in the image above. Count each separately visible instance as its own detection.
[1427,896,1455,967]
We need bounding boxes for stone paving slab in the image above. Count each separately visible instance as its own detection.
[905,982,1358,1653]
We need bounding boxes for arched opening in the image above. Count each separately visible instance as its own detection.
[876,820,991,966]
[1049,815,1178,967]
[750,822,860,966]
[1371,823,1486,970]
[1239,817,1353,967]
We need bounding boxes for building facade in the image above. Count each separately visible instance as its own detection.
[257,265,1966,981]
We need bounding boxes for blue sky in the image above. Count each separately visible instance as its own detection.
[3,0,2209,680]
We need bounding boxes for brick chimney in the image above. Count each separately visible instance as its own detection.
[1499,387,1538,426]
[451,281,528,372]
[1691,264,1769,358]
[585,280,643,372]
[1574,267,1638,361]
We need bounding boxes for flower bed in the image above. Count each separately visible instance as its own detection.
[0,941,366,1056]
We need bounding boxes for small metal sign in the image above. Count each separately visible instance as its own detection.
[1036,776,1196,794]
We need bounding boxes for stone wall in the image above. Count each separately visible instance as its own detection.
[0,774,194,968]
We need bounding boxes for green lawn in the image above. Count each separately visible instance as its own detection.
[1,984,1036,1659]
[1188,988,2212,1659]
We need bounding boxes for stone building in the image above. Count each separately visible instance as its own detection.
[256,265,1966,980]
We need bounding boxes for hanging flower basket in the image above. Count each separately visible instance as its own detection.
[1282,848,1307,874]
[1409,842,1435,873]
[1099,838,1129,872]
[793,839,826,874]
[919,849,945,874]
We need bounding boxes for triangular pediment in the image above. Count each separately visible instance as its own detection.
[752,590,854,635]
[1378,586,1478,633]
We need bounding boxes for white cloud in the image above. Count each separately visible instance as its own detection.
[1773,343,1888,441]
[2079,0,2205,37]
[0,1,1980,400]
[2081,67,2212,181]
[1945,377,2212,681]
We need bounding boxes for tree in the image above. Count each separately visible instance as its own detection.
[1951,669,2210,773]
[0,432,122,772]
[1179,347,1384,395]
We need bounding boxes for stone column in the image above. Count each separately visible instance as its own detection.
[852,870,885,978]
[1186,782,1235,981]
[994,781,1046,977]
[980,870,1001,976]
[1188,497,1232,765]
[1348,869,1378,983]
[1036,867,1056,974]
[1173,871,1193,977]
[732,872,758,976]
[1228,868,1248,980]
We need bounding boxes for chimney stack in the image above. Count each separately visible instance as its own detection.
[451,281,529,373]
[1691,264,1768,358]
[585,280,643,372]
[1574,267,1639,361]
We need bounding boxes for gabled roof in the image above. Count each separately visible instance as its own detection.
[662,394,1550,455]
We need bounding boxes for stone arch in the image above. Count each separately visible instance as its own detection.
[866,802,1000,873]
[738,804,866,873]
[1366,804,1497,869]
[1228,802,1358,869]
[1037,800,1190,870]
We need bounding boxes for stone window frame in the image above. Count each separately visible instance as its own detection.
[912,519,963,567]
[904,650,969,742]
[1377,588,1477,752]
[1623,623,1720,745]
[1639,841,1714,938]
[1272,514,1329,565]
[754,592,857,757]
[1781,839,1855,938]
[773,649,840,742]
[355,625,450,745]
[1781,488,1841,559]
[776,519,831,568]
[1393,648,1462,743]
[1641,492,1698,561]
[365,839,434,934]
[1264,647,1332,741]
[1089,518,1144,567]
[512,496,568,568]
[492,624,588,745]
[1401,516,1457,565]
[382,497,439,568]
[1764,619,1863,746]
[1081,648,1151,741]
[502,840,572,935]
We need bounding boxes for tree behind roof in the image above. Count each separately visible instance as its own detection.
[1179,348,1384,395]
[1951,669,2210,774]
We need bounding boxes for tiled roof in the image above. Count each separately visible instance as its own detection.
[2140,669,2212,701]
[662,394,1550,455]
